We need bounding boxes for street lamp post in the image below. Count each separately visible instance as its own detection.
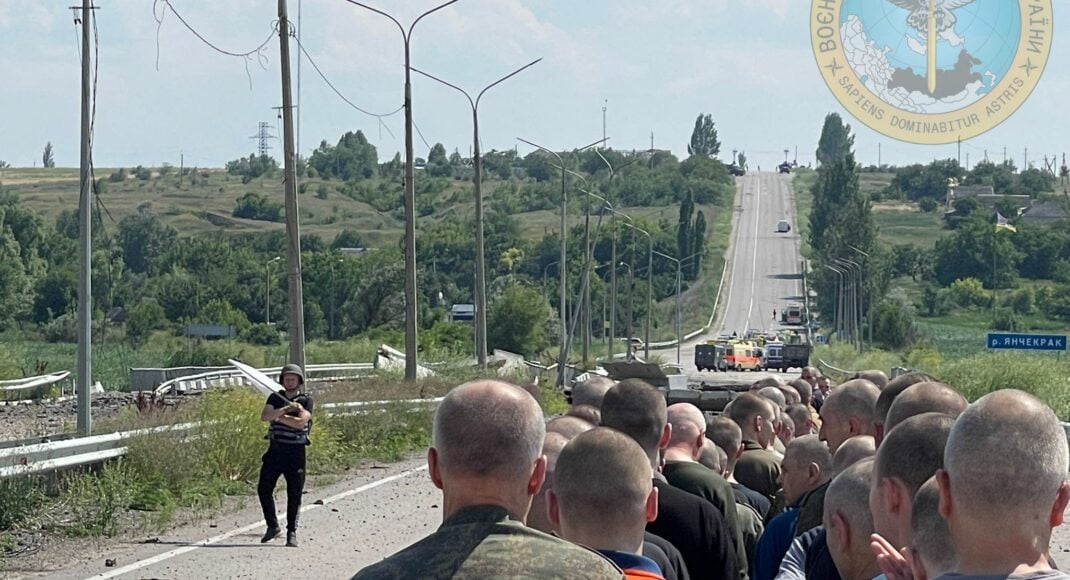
[847,245,872,346]
[622,222,653,360]
[836,258,862,350]
[265,256,281,324]
[825,264,845,341]
[653,250,683,366]
[411,58,541,369]
[593,150,639,363]
[342,0,459,380]
[517,137,606,386]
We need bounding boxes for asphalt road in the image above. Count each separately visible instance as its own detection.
[652,171,804,383]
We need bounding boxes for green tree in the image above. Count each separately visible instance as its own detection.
[308,131,379,181]
[872,293,916,349]
[687,113,721,158]
[42,142,55,168]
[117,213,178,274]
[331,229,366,250]
[934,216,1021,288]
[736,151,747,170]
[678,192,694,263]
[815,113,854,167]
[690,211,707,279]
[488,285,552,357]
[126,301,167,343]
[232,192,283,222]
[428,143,448,165]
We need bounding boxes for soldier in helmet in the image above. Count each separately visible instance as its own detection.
[258,363,314,547]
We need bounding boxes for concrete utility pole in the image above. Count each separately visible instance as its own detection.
[76,0,95,437]
[277,0,306,369]
[412,58,541,368]
[345,0,458,380]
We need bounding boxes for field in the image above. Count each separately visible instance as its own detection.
[872,203,949,249]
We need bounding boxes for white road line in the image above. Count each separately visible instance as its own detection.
[84,466,429,580]
[745,174,762,330]
[719,177,749,334]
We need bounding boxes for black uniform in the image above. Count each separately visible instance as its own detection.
[258,390,313,533]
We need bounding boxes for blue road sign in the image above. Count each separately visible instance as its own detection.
[987,333,1068,351]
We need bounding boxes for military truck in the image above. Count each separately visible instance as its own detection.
[781,332,812,371]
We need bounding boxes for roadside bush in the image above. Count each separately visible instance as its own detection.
[41,313,78,343]
[920,285,953,317]
[872,296,917,349]
[918,197,939,212]
[232,192,283,222]
[990,307,1022,332]
[0,476,47,532]
[1007,287,1036,315]
[939,352,1070,419]
[948,277,991,309]
[126,301,168,343]
[242,323,281,345]
[57,461,135,537]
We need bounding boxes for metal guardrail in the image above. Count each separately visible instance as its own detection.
[152,363,375,397]
[816,358,857,377]
[0,397,441,479]
[0,371,74,401]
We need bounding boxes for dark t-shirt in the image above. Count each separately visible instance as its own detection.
[663,461,748,577]
[648,478,738,580]
[733,482,773,524]
[735,442,782,505]
[645,531,690,580]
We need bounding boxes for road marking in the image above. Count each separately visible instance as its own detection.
[84,466,429,579]
[719,177,749,334]
[745,175,762,329]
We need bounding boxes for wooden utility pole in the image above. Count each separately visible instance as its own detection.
[76,0,94,437]
[277,0,306,368]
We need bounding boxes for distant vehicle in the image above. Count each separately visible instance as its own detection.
[729,164,747,177]
[782,342,811,371]
[781,303,804,325]
[724,341,761,372]
[695,343,728,372]
[778,162,793,174]
[761,341,785,372]
[777,220,791,233]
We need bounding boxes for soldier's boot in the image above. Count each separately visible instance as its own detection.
[261,526,281,543]
[286,531,299,547]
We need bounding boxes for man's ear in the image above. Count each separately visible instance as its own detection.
[527,455,547,497]
[428,447,444,490]
[644,486,659,523]
[807,462,821,486]
[883,477,904,516]
[658,423,672,450]
[735,442,744,460]
[1050,480,1070,528]
[547,489,561,528]
[831,512,851,551]
[753,415,764,435]
[847,417,864,437]
[936,469,953,521]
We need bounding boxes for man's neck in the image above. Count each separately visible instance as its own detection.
[951,533,1053,577]
[441,481,530,524]
[663,446,695,463]
[742,433,766,449]
[282,388,301,399]
[561,524,644,556]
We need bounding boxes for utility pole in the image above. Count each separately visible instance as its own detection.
[75,0,95,437]
[878,142,881,168]
[602,99,608,147]
[1024,147,1029,170]
[957,137,961,167]
[277,0,306,369]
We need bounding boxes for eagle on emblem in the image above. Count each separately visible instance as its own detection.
[887,0,977,36]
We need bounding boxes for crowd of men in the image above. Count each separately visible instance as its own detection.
[352,367,1070,580]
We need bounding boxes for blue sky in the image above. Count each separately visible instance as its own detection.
[0,0,1066,171]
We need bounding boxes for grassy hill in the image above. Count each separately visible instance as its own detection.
[1,167,701,248]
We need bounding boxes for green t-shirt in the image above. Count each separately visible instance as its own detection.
[663,460,750,579]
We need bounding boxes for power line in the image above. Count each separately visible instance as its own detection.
[152,0,276,89]
[292,36,402,138]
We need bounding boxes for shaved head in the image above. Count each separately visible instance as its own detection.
[825,459,877,580]
[751,376,785,392]
[758,386,787,409]
[820,379,880,454]
[433,380,545,482]
[528,431,571,534]
[786,404,812,437]
[667,403,706,446]
[911,478,956,577]
[877,373,936,422]
[884,383,966,434]
[600,379,667,454]
[790,379,814,405]
[854,370,889,390]
[726,392,776,447]
[832,435,876,476]
[780,385,802,405]
[707,416,744,473]
[875,413,954,496]
[784,434,833,473]
[547,415,595,439]
[699,439,725,474]
[944,389,1069,524]
[554,427,654,530]
[566,404,602,426]
[572,376,616,409]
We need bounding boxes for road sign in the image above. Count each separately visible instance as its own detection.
[987,333,1067,352]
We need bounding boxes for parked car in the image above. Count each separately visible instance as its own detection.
[777,220,791,233]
